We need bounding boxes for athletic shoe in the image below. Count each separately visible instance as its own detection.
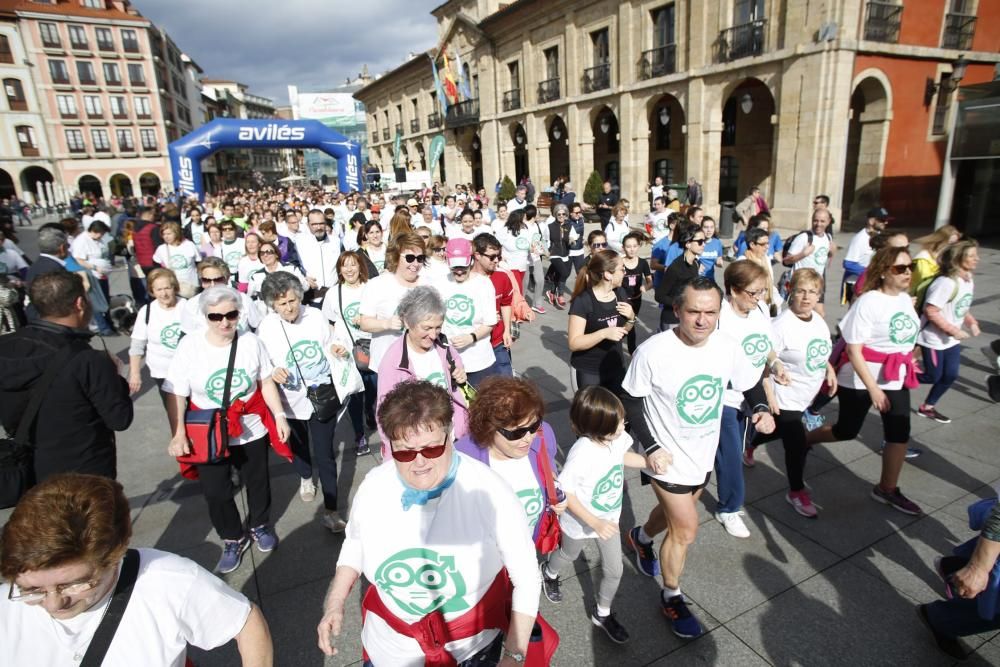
[540,563,562,603]
[991,338,1000,358]
[249,524,278,552]
[299,477,316,502]
[870,485,922,516]
[878,441,923,459]
[556,295,567,308]
[591,610,629,644]
[917,406,952,424]
[917,604,966,660]
[626,526,660,577]
[981,345,1000,371]
[989,375,1000,403]
[715,511,751,538]
[545,290,555,305]
[322,511,347,533]
[742,447,756,468]
[531,304,547,314]
[660,593,703,639]
[786,489,818,518]
[216,537,250,574]
[355,435,371,456]
[802,411,825,431]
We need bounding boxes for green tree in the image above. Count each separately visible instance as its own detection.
[498,175,516,202]
[583,170,604,207]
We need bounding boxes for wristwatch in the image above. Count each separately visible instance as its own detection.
[501,644,526,664]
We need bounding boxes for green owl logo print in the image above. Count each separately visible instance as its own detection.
[160,322,182,350]
[741,333,772,368]
[343,301,361,330]
[517,487,544,527]
[515,236,530,251]
[591,465,624,513]
[889,312,918,345]
[224,250,242,268]
[805,338,831,374]
[424,371,447,389]
[374,548,469,616]
[204,368,252,405]
[954,293,972,320]
[445,294,475,327]
[813,246,829,267]
[286,340,329,384]
[677,375,723,425]
[168,254,189,270]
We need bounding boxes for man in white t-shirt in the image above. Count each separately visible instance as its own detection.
[0,474,272,666]
[842,207,888,300]
[647,196,672,244]
[431,238,498,387]
[619,277,774,640]
[782,208,834,316]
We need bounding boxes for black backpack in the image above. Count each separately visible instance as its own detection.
[781,231,813,267]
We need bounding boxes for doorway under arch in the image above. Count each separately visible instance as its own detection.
[592,107,620,186]
[110,173,133,198]
[719,79,775,204]
[0,169,15,200]
[547,116,570,185]
[511,123,528,184]
[20,166,54,203]
[78,174,103,200]
[648,95,686,190]
[842,75,891,226]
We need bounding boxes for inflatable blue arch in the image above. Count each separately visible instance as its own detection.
[168,118,363,200]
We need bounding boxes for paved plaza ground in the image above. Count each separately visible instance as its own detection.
[4,219,1000,666]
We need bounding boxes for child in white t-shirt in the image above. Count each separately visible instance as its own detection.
[541,386,648,644]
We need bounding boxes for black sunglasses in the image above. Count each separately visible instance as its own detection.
[200,276,226,284]
[403,253,426,264]
[498,419,542,441]
[391,443,447,462]
[689,238,706,245]
[481,253,501,261]
[889,262,917,275]
[206,310,239,322]
[591,242,608,249]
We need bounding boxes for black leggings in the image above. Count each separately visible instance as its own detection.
[575,366,625,396]
[752,409,808,491]
[831,387,911,444]
[196,435,271,541]
[545,257,572,296]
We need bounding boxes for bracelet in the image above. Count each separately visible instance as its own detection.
[471,332,478,342]
[626,318,637,325]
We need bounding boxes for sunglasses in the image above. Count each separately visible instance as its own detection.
[433,247,446,254]
[689,238,706,245]
[259,249,277,256]
[403,253,426,264]
[889,262,917,275]
[497,419,542,441]
[206,310,240,322]
[200,276,226,284]
[451,266,470,274]
[390,443,447,462]
[591,242,608,249]
[481,253,501,261]
[556,212,568,217]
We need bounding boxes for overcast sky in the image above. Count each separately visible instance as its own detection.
[133,0,441,106]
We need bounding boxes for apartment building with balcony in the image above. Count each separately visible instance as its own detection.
[148,26,204,144]
[356,0,999,230]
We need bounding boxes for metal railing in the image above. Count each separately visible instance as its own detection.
[942,12,976,49]
[582,62,611,93]
[427,112,441,129]
[410,118,420,133]
[502,88,521,111]
[718,19,767,62]
[444,98,479,128]
[639,44,677,80]
[864,1,902,43]
[537,77,560,104]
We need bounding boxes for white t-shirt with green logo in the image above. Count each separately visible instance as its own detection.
[431,274,497,373]
[256,308,337,420]
[153,240,201,286]
[788,231,831,273]
[359,273,417,371]
[489,454,544,530]
[219,238,245,276]
[917,275,974,350]
[496,224,532,271]
[237,256,265,286]
[622,329,746,486]
[770,308,833,412]
[407,343,450,389]
[719,299,774,409]
[163,331,274,445]
[322,280,372,341]
[837,290,919,390]
[558,433,633,540]
[337,452,539,666]
[131,298,186,378]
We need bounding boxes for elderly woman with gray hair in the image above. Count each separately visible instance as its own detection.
[544,202,574,307]
[164,285,292,575]
[376,285,470,454]
[256,271,352,533]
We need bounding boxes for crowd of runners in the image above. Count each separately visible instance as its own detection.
[0,179,996,665]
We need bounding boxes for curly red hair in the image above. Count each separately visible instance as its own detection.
[468,376,545,446]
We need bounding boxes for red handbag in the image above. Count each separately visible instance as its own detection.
[533,429,561,555]
[178,335,237,465]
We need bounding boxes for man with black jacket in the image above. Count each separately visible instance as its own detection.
[654,223,705,331]
[0,272,133,482]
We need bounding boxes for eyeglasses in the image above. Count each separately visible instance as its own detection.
[556,212,568,217]
[390,443,447,462]
[497,419,542,441]
[432,247,446,254]
[481,253,501,261]
[889,262,916,275]
[451,266,470,274]
[591,243,608,249]
[403,253,426,264]
[792,288,821,297]
[741,288,768,299]
[689,238,707,245]
[200,275,226,285]
[206,310,240,322]
[259,249,277,256]
[8,574,103,603]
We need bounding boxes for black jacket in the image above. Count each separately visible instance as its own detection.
[24,255,66,289]
[655,253,700,308]
[0,321,133,481]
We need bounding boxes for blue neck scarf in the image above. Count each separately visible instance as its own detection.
[399,453,460,511]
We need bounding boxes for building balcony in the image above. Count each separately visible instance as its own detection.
[445,98,479,128]
[537,78,560,104]
[582,62,611,93]
[410,118,420,134]
[9,100,27,112]
[942,12,976,50]
[41,38,61,49]
[638,45,676,80]
[20,146,39,157]
[864,1,902,43]
[502,88,521,112]
[382,128,390,140]
[718,19,767,62]
[427,111,441,129]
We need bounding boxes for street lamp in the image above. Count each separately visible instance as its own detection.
[739,92,753,114]
[552,125,562,140]
[658,106,670,126]
[599,116,611,134]
[472,137,480,150]
[515,127,526,145]
[924,54,968,106]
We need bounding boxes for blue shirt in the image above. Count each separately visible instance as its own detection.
[700,237,724,280]
[734,231,782,260]
[651,237,684,288]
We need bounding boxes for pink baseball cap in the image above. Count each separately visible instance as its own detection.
[445,238,473,268]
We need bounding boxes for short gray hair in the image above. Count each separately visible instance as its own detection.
[37,228,67,255]
[552,203,568,218]
[398,285,444,329]
[199,285,242,316]
[259,271,304,307]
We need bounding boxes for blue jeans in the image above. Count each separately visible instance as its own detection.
[467,364,498,389]
[715,405,749,513]
[919,344,962,406]
[347,369,377,438]
[492,344,513,377]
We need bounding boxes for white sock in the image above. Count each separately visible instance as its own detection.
[638,526,653,544]
[596,604,611,617]
[542,565,558,580]
[661,586,681,601]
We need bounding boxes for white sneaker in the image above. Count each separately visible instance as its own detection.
[299,478,316,502]
[322,511,347,533]
[715,511,751,538]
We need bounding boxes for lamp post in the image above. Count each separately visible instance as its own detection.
[658,106,670,126]
[925,55,968,106]
[739,92,753,114]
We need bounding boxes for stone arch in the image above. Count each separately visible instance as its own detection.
[591,105,620,185]
[647,94,687,187]
[546,114,570,184]
[77,173,103,199]
[842,73,892,225]
[719,78,776,204]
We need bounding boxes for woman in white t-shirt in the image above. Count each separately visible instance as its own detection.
[745,268,836,518]
[496,208,532,291]
[246,240,307,302]
[257,271,352,534]
[128,268,186,417]
[915,240,981,423]
[236,233,264,293]
[152,222,201,297]
[164,286,291,575]
[807,246,924,516]
[358,220,386,277]
[604,203,632,255]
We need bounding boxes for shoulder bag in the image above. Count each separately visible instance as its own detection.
[338,282,371,371]
[280,320,341,423]
[79,549,140,667]
[0,342,86,508]
[533,429,562,555]
[438,333,477,405]
[178,334,238,465]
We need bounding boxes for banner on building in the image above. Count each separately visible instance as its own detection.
[295,93,366,129]
[393,130,403,168]
[428,134,446,174]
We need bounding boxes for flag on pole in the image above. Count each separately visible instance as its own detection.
[454,50,473,100]
[442,52,459,105]
[429,56,449,114]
